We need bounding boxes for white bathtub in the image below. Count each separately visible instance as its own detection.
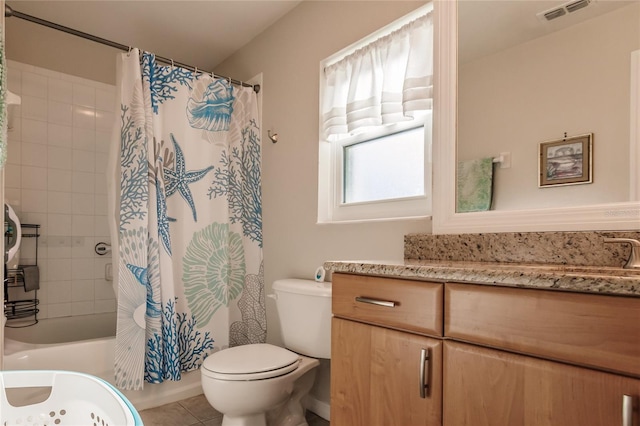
[3,313,203,410]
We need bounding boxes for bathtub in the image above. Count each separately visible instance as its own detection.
[3,313,203,410]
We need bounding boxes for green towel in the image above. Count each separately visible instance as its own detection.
[456,157,494,212]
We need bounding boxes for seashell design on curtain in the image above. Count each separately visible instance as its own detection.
[108,49,264,391]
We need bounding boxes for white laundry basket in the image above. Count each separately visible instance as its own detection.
[0,370,142,426]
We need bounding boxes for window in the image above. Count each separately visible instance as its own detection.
[318,4,433,223]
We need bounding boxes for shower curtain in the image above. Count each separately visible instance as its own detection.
[109,49,265,391]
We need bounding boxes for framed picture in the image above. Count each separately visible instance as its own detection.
[539,133,593,187]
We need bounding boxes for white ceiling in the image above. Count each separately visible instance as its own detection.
[5,0,302,71]
[459,0,635,64]
[4,0,634,70]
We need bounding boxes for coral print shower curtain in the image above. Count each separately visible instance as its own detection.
[111,48,264,390]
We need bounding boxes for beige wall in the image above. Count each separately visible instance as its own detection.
[5,0,432,411]
[6,18,117,85]
[214,0,430,343]
[458,2,639,211]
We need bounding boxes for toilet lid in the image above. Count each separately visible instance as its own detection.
[202,344,300,381]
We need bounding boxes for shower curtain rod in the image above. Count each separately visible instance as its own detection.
[4,5,260,93]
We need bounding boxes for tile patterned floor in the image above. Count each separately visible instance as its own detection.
[138,394,329,426]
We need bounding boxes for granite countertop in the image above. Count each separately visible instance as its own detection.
[323,259,640,297]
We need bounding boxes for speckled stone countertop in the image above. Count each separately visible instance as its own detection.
[323,259,640,297]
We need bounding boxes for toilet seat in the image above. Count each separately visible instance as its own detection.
[202,343,300,381]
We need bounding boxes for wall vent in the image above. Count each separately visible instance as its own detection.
[537,0,594,22]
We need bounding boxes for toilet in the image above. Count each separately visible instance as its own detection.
[201,278,332,426]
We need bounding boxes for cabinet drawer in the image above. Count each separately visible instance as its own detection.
[445,283,640,377]
[332,273,443,336]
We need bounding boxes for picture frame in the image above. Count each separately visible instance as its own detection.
[539,133,593,187]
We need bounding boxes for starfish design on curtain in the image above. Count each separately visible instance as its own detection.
[155,177,175,255]
[126,263,162,318]
[164,133,214,222]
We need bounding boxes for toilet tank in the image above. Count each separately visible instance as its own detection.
[272,279,332,359]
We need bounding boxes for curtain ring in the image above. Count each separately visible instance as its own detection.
[171,59,174,69]
[127,46,132,57]
[194,66,198,75]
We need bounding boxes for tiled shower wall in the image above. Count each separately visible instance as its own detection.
[5,60,116,319]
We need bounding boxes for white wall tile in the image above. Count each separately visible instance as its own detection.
[48,124,72,148]
[22,119,48,145]
[21,189,48,213]
[22,72,48,98]
[7,111,22,141]
[72,127,96,151]
[94,173,107,195]
[4,188,21,208]
[47,245,72,260]
[94,195,107,214]
[48,281,72,303]
[72,258,95,280]
[94,152,109,174]
[73,85,96,108]
[6,140,22,165]
[94,279,116,300]
[95,131,112,154]
[72,149,95,172]
[21,166,48,190]
[48,169,73,192]
[94,299,116,313]
[47,191,72,214]
[21,96,48,121]
[48,303,72,318]
[72,172,95,194]
[72,214,94,236]
[72,301,95,316]
[95,110,115,132]
[72,193,95,215]
[47,259,72,281]
[95,89,115,112]
[7,67,22,94]
[72,279,95,302]
[93,257,111,279]
[94,216,109,237]
[73,106,96,129]
[48,101,73,126]
[48,146,73,170]
[10,60,118,320]
[5,164,21,188]
[48,79,73,103]
[22,143,48,167]
[48,214,72,236]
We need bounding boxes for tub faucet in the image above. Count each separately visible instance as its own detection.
[604,238,640,269]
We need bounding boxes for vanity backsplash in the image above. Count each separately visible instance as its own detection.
[405,231,640,267]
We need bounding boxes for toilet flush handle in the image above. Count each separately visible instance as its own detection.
[267,293,277,301]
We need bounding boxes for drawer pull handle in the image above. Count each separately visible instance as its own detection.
[419,348,430,399]
[355,296,397,308]
[623,394,634,426]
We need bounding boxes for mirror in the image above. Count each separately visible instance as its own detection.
[4,204,22,266]
[432,0,640,233]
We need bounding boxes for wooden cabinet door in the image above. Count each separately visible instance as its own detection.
[331,317,442,426]
[443,341,640,426]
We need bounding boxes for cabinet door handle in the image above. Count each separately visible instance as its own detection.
[355,296,397,308]
[419,348,430,399]
[623,394,634,426]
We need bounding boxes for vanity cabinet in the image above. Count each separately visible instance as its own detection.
[444,340,640,426]
[444,283,640,426]
[331,273,444,426]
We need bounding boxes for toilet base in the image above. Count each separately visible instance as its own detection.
[221,413,267,426]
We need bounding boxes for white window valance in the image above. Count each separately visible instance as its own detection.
[321,10,434,141]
